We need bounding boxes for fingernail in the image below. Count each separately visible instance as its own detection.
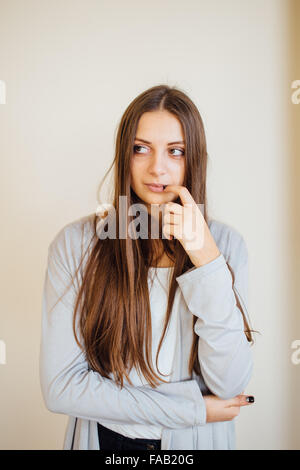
[246,396,255,403]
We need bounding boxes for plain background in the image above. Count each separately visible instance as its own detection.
[0,0,299,450]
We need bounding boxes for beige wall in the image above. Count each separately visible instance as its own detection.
[0,0,299,450]
[289,0,300,449]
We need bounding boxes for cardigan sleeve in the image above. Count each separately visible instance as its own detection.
[176,238,253,400]
[39,233,207,429]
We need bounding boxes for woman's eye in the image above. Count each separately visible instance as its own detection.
[133,145,185,157]
[170,148,185,157]
[134,145,148,154]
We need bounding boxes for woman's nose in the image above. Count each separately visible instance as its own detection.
[148,152,168,174]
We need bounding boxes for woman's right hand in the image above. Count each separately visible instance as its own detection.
[204,393,255,423]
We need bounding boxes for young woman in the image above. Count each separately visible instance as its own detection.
[40,84,256,450]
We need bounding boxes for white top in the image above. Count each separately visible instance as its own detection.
[99,266,176,438]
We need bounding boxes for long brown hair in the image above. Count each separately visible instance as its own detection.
[64,84,257,389]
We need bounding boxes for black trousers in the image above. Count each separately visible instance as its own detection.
[97,422,161,450]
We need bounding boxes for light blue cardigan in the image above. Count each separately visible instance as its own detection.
[39,213,253,450]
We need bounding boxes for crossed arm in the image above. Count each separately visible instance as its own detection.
[40,226,253,430]
[176,236,253,400]
[39,235,207,429]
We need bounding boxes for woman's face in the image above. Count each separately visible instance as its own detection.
[130,110,186,215]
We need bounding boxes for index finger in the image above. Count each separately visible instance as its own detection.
[226,394,253,407]
[163,185,196,207]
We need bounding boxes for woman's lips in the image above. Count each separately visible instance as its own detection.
[145,184,166,193]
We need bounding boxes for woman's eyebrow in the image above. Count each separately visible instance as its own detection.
[135,137,185,145]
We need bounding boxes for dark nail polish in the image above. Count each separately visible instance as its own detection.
[246,396,255,403]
